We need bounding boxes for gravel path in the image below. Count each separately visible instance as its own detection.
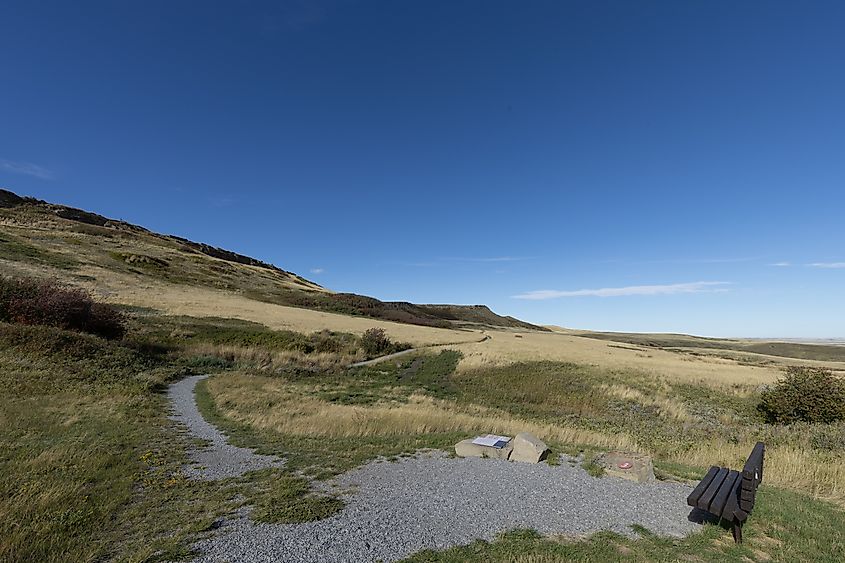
[349,334,490,368]
[167,375,284,480]
[190,451,702,562]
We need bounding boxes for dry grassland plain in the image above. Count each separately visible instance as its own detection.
[4,202,845,560]
[7,252,845,503]
[150,283,844,506]
[105,280,842,388]
[56,265,842,386]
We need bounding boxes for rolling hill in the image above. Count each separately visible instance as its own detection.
[0,188,545,332]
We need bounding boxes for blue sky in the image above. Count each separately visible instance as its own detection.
[2,1,843,337]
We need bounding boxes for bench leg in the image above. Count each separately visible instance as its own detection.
[732,521,743,544]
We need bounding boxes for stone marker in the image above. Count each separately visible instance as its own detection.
[454,439,513,460]
[594,450,655,483]
[510,432,550,464]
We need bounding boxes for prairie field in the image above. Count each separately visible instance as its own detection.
[3,284,845,561]
[2,206,845,561]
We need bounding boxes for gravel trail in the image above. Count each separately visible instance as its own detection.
[349,333,490,368]
[167,375,284,480]
[189,451,702,562]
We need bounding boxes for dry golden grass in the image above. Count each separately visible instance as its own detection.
[6,216,844,382]
[667,442,845,504]
[186,342,365,371]
[452,331,792,390]
[72,268,478,346]
[205,374,635,450]
[87,273,842,388]
[207,373,845,507]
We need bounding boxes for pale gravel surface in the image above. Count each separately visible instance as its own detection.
[167,375,283,480]
[189,454,702,562]
[168,376,702,562]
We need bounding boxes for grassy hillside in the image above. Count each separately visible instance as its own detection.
[0,188,544,332]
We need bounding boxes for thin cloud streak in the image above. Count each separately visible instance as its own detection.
[512,281,731,300]
[441,256,537,263]
[597,257,757,265]
[770,262,791,267]
[0,159,53,180]
[808,262,845,269]
[396,256,536,267]
[309,268,325,274]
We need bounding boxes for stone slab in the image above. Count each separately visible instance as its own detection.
[455,439,513,460]
[595,450,655,483]
[510,432,550,464]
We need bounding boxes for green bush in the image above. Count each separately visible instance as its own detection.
[361,327,392,356]
[758,366,845,424]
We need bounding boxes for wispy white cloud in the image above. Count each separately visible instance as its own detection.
[310,268,325,274]
[0,159,53,180]
[209,196,237,208]
[442,256,536,263]
[808,262,845,269]
[598,257,757,265]
[397,256,535,267]
[770,262,792,267]
[512,281,731,300]
[397,261,437,267]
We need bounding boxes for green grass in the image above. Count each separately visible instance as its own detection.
[241,470,345,524]
[403,487,845,562]
[0,230,78,270]
[0,315,353,561]
[401,349,463,398]
[194,374,465,479]
[128,311,363,359]
[0,322,238,561]
[194,355,718,481]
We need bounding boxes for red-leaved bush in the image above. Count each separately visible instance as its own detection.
[0,276,126,339]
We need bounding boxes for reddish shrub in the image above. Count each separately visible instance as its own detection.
[0,276,126,339]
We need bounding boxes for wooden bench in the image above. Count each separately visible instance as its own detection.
[686,442,765,543]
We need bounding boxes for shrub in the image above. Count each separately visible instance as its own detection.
[361,327,392,356]
[758,366,845,424]
[0,276,126,339]
[310,330,343,354]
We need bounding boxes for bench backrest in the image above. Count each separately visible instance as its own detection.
[739,441,765,513]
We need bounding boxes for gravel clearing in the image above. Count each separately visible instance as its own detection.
[189,451,702,562]
[167,375,283,480]
[169,375,702,562]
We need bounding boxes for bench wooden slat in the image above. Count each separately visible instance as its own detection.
[742,442,765,485]
[687,466,720,507]
[697,467,729,511]
[720,474,745,521]
[710,470,740,516]
[689,442,765,545]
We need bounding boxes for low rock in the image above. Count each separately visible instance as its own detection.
[454,439,513,460]
[510,432,550,463]
[594,450,655,483]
